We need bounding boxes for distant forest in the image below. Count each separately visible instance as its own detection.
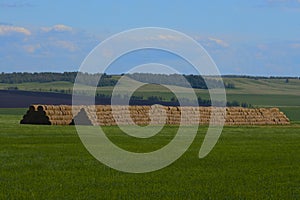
[0,72,116,87]
[222,75,300,79]
[0,72,298,89]
[0,72,231,89]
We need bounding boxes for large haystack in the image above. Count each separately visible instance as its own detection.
[21,105,81,125]
[20,105,290,126]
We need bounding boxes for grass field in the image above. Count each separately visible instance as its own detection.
[1,109,300,199]
[1,77,299,107]
[279,107,300,122]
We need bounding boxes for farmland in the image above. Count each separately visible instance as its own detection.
[0,76,299,107]
[0,109,300,199]
[0,76,299,199]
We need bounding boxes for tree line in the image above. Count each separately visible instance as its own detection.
[222,75,299,79]
[0,72,117,87]
[1,72,298,87]
[0,72,235,89]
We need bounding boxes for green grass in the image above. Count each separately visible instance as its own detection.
[0,110,300,199]
[1,77,299,107]
[226,94,300,107]
[223,78,300,95]
[0,81,75,92]
[0,108,27,115]
[279,107,300,122]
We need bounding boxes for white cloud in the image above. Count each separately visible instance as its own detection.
[41,24,73,32]
[157,34,182,41]
[52,40,78,52]
[0,25,31,36]
[208,37,229,47]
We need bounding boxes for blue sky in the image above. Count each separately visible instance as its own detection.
[0,0,300,76]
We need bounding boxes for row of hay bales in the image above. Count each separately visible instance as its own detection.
[20,105,290,126]
[20,105,81,125]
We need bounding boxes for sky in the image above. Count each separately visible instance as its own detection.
[0,0,300,76]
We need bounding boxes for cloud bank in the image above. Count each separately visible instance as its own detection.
[0,24,299,76]
[0,25,31,36]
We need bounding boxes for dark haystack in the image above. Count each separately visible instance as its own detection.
[20,104,79,125]
[20,105,51,125]
[70,108,93,125]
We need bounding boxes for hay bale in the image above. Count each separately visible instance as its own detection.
[20,105,291,126]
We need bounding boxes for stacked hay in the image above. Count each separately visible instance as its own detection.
[95,105,115,126]
[20,105,290,126]
[94,105,151,126]
[21,105,81,125]
[166,106,180,125]
[20,105,51,125]
[88,106,289,126]
[224,107,290,125]
[149,105,168,125]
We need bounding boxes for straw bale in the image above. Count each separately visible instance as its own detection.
[20,105,291,126]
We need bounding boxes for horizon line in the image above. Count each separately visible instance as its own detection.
[1,71,299,78]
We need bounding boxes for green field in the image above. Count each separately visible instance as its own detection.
[1,77,299,107]
[279,107,300,122]
[1,77,299,198]
[1,109,300,199]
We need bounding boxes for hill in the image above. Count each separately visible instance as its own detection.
[1,75,299,104]
[0,73,299,121]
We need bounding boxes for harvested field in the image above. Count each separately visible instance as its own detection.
[20,105,290,126]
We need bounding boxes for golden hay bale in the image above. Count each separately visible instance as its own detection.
[270,107,280,112]
[45,110,55,115]
[22,105,290,126]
